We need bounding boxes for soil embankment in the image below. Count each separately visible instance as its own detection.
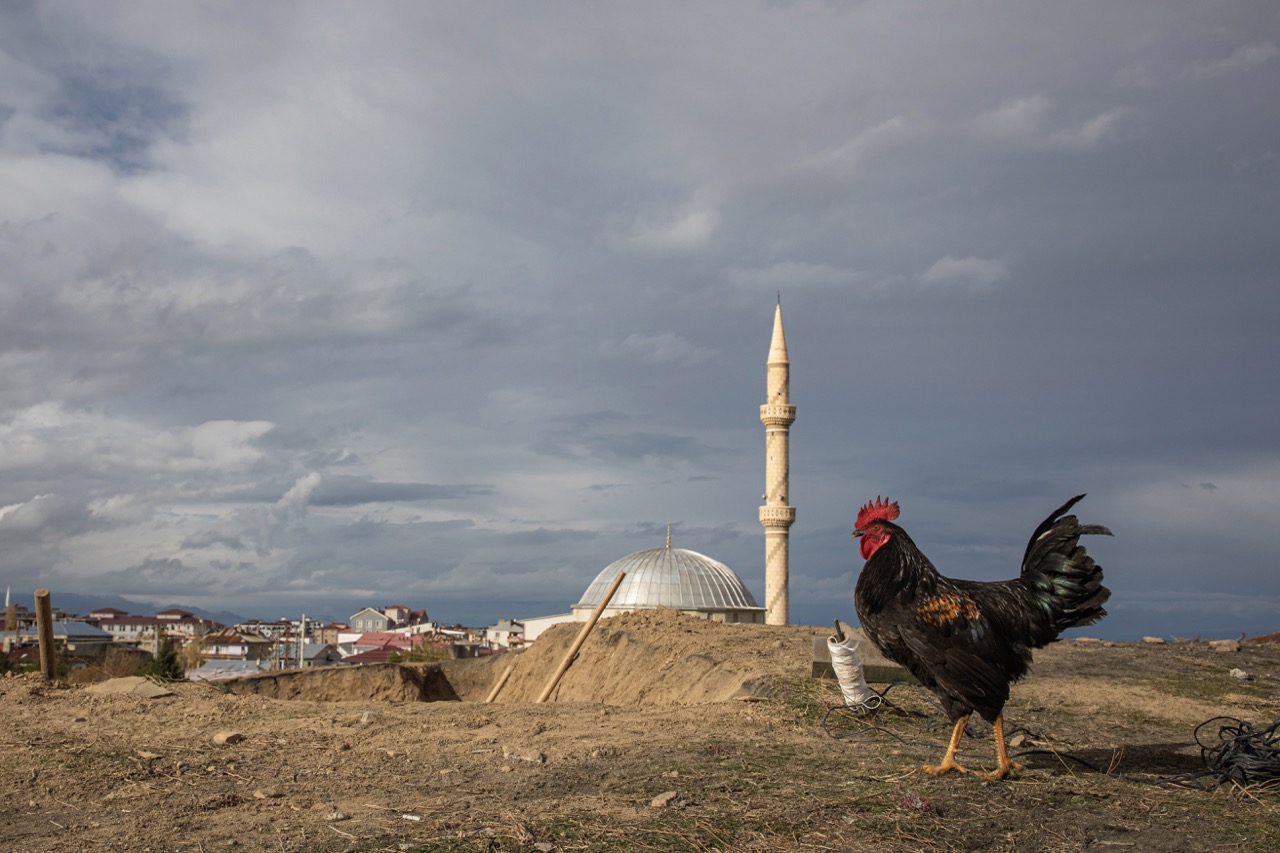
[220,608,831,704]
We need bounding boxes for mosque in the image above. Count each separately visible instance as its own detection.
[556,301,796,631]
[571,526,766,624]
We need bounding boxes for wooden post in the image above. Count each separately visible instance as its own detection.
[536,571,625,704]
[35,589,57,682]
[484,663,514,704]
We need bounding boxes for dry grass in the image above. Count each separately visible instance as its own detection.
[3,621,1279,852]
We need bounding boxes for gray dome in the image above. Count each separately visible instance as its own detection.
[576,546,761,612]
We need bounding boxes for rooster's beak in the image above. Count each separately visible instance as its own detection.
[851,529,862,539]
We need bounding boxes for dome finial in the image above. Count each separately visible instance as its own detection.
[666,524,671,549]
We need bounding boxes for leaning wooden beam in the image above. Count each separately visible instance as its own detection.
[535,570,626,704]
[484,663,514,704]
[35,589,57,682]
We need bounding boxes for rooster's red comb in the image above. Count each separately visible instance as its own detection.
[856,496,900,529]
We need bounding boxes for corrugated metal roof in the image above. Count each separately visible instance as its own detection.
[19,620,111,639]
[575,547,761,612]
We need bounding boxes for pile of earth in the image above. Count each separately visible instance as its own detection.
[224,607,834,704]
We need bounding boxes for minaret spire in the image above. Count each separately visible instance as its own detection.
[759,300,796,625]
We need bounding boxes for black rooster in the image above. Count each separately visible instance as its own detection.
[853,494,1111,779]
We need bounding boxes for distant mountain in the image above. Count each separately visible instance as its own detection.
[154,602,248,627]
[7,590,245,627]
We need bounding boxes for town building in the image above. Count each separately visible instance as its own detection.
[89,607,219,645]
[201,628,274,662]
[348,604,434,633]
[348,607,393,633]
[516,613,575,642]
[485,619,525,650]
[6,621,114,672]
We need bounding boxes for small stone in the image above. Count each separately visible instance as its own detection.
[534,844,555,852]
[1141,636,1166,645]
[253,788,282,799]
[1229,668,1251,680]
[1008,733,1027,748]
[326,810,350,822]
[650,790,680,808]
[1209,639,1241,653]
[359,711,375,725]
[213,731,246,746]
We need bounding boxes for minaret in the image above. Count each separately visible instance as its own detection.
[759,299,796,625]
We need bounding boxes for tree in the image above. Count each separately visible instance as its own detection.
[141,637,185,681]
[389,642,454,664]
[179,638,207,672]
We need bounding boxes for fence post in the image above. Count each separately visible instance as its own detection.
[35,589,57,681]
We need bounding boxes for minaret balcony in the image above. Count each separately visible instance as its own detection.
[759,404,796,427]
[758,505,797,528]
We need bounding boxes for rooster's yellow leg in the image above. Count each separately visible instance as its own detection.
[973,714,1023,781]
[922,715,970,775]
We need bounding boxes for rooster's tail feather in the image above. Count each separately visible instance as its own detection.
[1021,495,1112,644]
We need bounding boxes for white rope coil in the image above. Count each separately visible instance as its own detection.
[827,634,877,708]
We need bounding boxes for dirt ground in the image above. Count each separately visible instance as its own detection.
[3,608,1279,852]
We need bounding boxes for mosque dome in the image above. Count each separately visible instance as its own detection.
[573,540,765,624]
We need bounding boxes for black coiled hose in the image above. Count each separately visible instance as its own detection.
[1194,716,1280,790]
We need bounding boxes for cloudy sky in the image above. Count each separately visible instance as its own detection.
[2,2,1277,639]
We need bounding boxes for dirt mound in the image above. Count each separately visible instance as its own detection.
[83,676,175,698]
[207,608,827,706]
[224,662,460,702]
[206,606,837,710]
[488,607,823,704]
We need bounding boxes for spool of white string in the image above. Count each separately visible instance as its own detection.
[827,633,875,707]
